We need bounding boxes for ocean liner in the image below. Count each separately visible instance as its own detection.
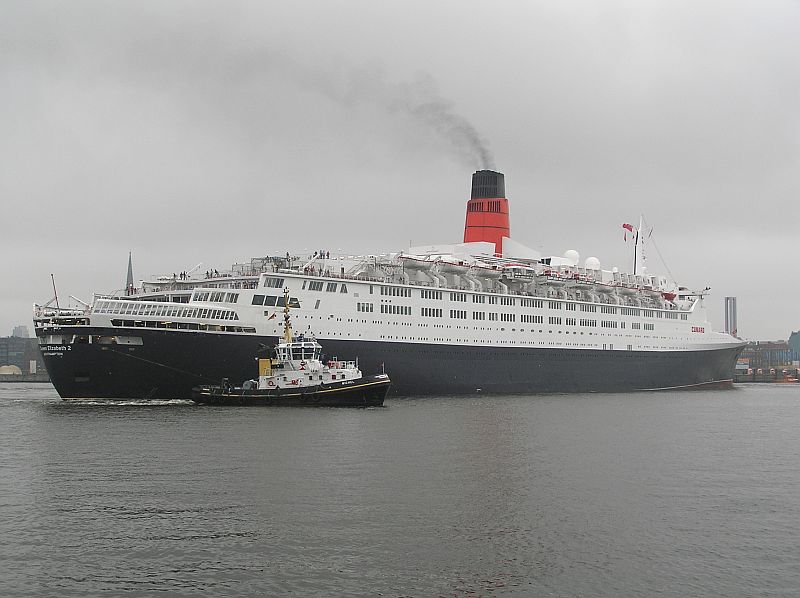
[34,170,744,399]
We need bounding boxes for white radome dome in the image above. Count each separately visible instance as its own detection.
[585,257,601,270]
[563,249,579,266]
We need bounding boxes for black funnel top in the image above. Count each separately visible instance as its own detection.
[471,170,505,199]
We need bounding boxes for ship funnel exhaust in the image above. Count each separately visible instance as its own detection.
[463,170,509,256]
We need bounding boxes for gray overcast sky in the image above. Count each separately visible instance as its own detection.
[1,0,798,340]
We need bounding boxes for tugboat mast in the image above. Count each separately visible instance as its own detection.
[282,287,293,343]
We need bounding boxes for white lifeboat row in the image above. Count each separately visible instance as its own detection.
[398,253,684,308]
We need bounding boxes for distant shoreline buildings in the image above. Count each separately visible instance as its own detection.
[0,326,49,381]
[734,331,800,382]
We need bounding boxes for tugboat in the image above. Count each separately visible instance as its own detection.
[191,289,390,406]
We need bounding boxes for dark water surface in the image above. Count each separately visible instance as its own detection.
[2,383,799,597]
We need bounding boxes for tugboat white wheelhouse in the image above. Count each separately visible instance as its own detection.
[34,170,744,399]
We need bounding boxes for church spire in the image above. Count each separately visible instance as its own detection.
[126,252,134,295]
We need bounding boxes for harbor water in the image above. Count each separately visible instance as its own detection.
[2,383,799,597]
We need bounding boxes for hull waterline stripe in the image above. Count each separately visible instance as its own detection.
[641,378,733,391]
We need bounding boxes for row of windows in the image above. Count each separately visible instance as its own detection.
[521,314,544,324]
[351,300,670,329]
[110,319,255,333]
[192,291,239,303]
[306,281,348,293]
[263,277,285,288]
[380,304,411,315]
[95,301,238,321]
[251,295,301,308]
[368,287,684,319]
[380,286,412,297]
[520,298,544,308]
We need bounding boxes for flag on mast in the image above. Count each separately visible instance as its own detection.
[622,223,634,241]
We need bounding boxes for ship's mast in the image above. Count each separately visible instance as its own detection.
[632,215,644,275]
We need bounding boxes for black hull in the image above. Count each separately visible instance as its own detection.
[192,376,390,407]
[38,327,744,399]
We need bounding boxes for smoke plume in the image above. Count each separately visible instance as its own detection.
[306,66,494,170]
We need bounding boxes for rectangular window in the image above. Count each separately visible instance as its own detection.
[274,297,300,308]
[264,277,284,288]
[326,282,338,292]
[252,295,265,305]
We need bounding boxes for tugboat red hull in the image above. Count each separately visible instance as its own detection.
[191,374,390,407]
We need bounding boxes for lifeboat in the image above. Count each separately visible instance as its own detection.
[399,255,434,272]
[473,264,503,280]
[539,269,566,288]
[503,264,536,281]
[616,285,637,297]
[595,283,615,295]
[438,259,471,275]
[570,273,594,291]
